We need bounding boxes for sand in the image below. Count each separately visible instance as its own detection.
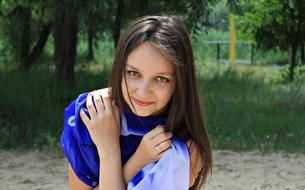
[0,151,67,190]
[0,150,304,190]
[204,150,305,190]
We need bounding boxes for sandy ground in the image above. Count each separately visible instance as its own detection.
[0,150,304,190]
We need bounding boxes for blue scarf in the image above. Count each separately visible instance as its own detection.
[61,93,190,189]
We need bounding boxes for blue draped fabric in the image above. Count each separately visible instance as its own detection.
[61,93,190,189]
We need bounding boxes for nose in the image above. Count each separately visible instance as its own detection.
[137,80,152,98]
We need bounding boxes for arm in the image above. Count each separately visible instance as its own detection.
[122,149,147,184]
[187,140,203,188]
[69,152,144,190]
[69,151,145,190]
[95,125,173,188]
[90,150,147,190]
[123,125,173,184]
[80,91,125,190]
[68,164,92,190]
[72,89,172,189]
[97,144,125,190]
[68,126,173,190]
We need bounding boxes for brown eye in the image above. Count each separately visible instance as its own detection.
[156,76,170,82]
[127,70,141,78]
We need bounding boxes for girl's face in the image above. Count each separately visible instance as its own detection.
[122,43,176,117]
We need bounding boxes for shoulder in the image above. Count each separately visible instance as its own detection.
[186,139,202,188]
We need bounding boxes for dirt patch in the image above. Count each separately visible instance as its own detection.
[0,150,304,190]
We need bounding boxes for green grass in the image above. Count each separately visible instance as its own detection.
[0,31,305,154]
[0,61,304,154]
[199,64,305,153]
[0,63,109,151]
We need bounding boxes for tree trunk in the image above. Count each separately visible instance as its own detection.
[28,22,53,64]
[113,0,124,48]
[301,44,305,65]
[19,7,31,71]
[53,9,78,87]
[87,26,94,61]
[53,15,64,65]
[288,45,298,81]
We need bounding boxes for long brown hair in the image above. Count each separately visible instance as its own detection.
[108,15,212,189]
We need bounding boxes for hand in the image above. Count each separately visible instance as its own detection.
[134,125,173,166]
[80,89,120,154]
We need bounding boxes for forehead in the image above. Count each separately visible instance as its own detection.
[126,43,174,76]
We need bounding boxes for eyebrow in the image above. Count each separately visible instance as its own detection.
[126,64,173,76]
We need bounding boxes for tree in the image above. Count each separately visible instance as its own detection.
[116,0,219,44]
[78,0,114,61]
[237,0,305,80]
[0,1,52,70]
[53,3,78,87]
[52,0,238,87]
[301,43,305,65]
[1,0,238,87]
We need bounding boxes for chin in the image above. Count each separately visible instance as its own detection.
[132,109,154,117]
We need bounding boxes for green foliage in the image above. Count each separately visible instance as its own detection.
[280,64,305,83]
[0,63,109,149]
[0,0,237,67]
[236,0,305,50]
[74,32,114,66]
[121,0,224,36]
[0,0,304,154]
[209,0,230,31]
[0,61,305,153]
[200,64,305,153]
[77,0,114,35]
[192,30,289,66]
[0,0,53,64]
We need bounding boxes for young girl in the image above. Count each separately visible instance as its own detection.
[61,15,212,190]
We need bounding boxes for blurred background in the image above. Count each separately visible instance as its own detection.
[0,0,304,154]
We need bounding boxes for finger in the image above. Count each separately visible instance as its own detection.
[86,93,97,118]
[80,108,91,127]
[112,100,120,123]
[154,144,163,155]
[99,88,109,97]
[157,147,171,159]
[147,125,166,139]
[102,96,112,112]
[93,94,105,113]
[158,139,172,151]
[152,132,172,145]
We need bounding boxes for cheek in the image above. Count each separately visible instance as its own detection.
[121,78,138,103]
[155,84,175,103]
[126,80,137,90]
[122,76,133,91]
[121,79,129,101]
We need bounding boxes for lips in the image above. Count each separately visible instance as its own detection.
[132,97,154,107]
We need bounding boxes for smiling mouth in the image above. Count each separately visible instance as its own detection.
[132,97,154,107]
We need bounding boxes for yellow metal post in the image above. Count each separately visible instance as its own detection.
[229,15,236,65]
